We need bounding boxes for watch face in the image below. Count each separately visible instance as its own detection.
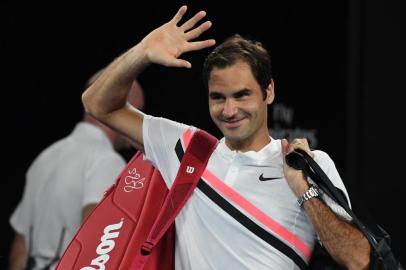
[309,187,319,197]
[309,189,316,197]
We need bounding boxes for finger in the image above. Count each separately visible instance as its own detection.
[171,5,188,25]
[291,138,300,145]
[292,138,309,149]
[281,139,289,155]
[180,10,206,31]
[185,21,212,40]
[171,59,192,69]
[300,137,310,145]
[186,39,216,52]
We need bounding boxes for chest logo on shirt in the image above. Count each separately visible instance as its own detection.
[258,173,283,181]
[186,166,195,174]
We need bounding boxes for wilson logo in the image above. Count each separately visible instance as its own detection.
[81,219,124,270]
[186,166,195,174]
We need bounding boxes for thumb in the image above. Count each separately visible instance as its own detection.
[173,59,192,68]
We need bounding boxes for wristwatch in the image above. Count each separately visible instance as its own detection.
[297,185,320,207]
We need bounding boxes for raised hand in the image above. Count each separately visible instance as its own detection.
[141,5,216,68]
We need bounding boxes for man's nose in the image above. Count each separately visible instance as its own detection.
[222,99,238,118]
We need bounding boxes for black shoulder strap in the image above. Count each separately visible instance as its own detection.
[287,150,405,269]
[286,149,378,248]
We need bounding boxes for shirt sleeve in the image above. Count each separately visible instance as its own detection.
[142,115,193,188]
[9,169,35,235]
[82,153,126,207]
[312,150,352,221]
[10,199,29,235]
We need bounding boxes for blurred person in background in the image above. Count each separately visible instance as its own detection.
[8,71,144,270]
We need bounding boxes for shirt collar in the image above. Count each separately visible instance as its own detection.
[217,137,283,166]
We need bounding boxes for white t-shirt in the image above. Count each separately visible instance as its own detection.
[10,122,126,270]
[143,115,351,270]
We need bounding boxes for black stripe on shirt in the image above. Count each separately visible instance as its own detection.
[175,140,308,270]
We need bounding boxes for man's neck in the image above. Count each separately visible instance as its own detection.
[225,135,271,153]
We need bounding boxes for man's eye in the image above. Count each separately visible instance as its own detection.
[234,91,250,99]
[209,94,224,100]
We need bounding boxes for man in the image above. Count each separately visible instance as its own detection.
[8,74,144,270]
[82,6,371,270]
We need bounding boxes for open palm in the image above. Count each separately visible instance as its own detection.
[141,6,216,68]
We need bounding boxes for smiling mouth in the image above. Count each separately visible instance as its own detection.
[222,118,244,128]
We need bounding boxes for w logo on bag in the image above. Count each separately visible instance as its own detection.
[186,166,194,174]
[81,219,124,270]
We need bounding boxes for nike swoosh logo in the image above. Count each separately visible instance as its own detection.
[259,173,283,181]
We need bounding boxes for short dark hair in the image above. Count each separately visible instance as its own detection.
[202,34,272,99]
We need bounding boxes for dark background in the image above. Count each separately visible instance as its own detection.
[2,0,405,268]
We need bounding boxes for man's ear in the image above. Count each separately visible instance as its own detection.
[265,79,275,104]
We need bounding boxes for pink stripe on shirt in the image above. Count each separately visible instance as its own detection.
[202,169,311,260]
[181,129,311,260]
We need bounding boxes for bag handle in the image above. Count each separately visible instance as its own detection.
[131,129,218,269]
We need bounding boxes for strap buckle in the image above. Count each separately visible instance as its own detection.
[140,241,154,256]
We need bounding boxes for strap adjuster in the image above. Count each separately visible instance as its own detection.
[140,241,154,256]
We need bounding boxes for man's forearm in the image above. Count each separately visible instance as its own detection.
[9,233,27,270]
[303,198,370,270]
[82,43,147,119]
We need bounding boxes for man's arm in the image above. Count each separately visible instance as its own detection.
[281,138,370,270]
[302,196,370,269]
[8,233,27,270]
[82,5,215,150]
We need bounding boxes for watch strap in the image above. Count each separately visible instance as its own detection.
[297,185,320,207]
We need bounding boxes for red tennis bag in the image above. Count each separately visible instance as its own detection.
[56,129,218,270]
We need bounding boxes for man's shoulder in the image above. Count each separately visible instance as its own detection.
[31,137,70,163]
[313,149,334,164]
[143,115,194,145]
[144,115,191,131]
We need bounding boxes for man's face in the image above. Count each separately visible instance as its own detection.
[208,61,274,151]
